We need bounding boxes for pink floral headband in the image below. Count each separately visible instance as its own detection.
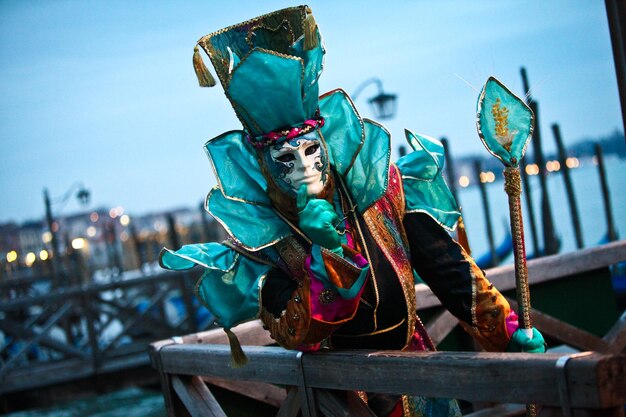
[246,117,325,150]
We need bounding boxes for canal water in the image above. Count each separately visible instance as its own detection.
[455,155,626,261]
[5,387,166,417]
[5,157,625,417]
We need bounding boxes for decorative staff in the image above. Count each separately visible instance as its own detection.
[476,77,537,417]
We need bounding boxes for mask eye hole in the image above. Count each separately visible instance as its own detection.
[304,143,319,156]
[274,153,296,163]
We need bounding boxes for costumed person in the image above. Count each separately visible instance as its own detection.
[160,6,545,417]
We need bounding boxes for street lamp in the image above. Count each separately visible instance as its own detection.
[352,77,398,120]
[43,182,91,284]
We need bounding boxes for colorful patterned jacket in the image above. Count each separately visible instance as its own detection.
[159,89,518,353]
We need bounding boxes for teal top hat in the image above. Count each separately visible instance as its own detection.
[194,5,325,139]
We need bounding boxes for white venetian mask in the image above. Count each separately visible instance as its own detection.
[264,132,329,197]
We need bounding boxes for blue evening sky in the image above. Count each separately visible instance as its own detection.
[0,1,621,224]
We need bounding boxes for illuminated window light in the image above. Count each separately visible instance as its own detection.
[42,231,53,243]
[566,157,579,169]
[6,250,18,263]
[25,252,36,266]
[71,238,87,250]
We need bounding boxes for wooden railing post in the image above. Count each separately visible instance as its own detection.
[149,338,184,417]
[180,272,198,334]
[82,291,101,372]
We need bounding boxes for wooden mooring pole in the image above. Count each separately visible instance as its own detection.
[520,161,541,256]
[473,159,498,266]
[605,0,626,139]
[441,137,460,204]
[594,144,619,242]
[520,67,560,256]
[552,123,584,249]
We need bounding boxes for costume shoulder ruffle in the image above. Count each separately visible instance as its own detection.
[169,91,459,249]
[396,130,460,230]
[202,89,392,250]
[160,242,272,329]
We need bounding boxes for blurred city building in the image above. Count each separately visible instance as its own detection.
[0,206,227,283]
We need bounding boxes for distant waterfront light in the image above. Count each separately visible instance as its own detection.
[42,231,52,243]
[120,231,129,242]
[459,176,470,188]
[25,252,36,266]
[87,226,97,237]
[39,250,49,261]
[120,214,130,226]
[479,171,495,183]
[546,160,561,172]
[90,212,99,222]
[72,238,87,250]
[525,164,539,176]
[566,157,580,169]
[109,208,118,218]
[6,250,18,263]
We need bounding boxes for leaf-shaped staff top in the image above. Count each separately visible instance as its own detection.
[476,77,535,167]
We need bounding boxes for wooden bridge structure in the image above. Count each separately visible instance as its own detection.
[148,240,626,417]
[0,268,209,410]
[0,240,625,415]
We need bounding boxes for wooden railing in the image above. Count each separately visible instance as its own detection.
[0,269,211,394]
[149,241,626,417]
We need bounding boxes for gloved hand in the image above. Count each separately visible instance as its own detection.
[296,185,342,253]
[506,327,546,353]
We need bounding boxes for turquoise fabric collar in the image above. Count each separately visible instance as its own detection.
[204,89,391,251]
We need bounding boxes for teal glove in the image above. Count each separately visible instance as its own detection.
[296,185,342,253]
[507,328,546,353]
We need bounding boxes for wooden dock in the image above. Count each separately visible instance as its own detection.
[0,269,208,411]
[1,241,625,414]
[148,241,626,417]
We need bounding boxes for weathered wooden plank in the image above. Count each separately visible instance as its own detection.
[0,270,196,311]
[424,309,459,346]
[316,389,377,417]
[158,345,301,386]
[506,299,610,353]
[171,375,227,417]
[154,344,626,408]
[464,403,526,417]
[202,376,286,407]
[0,318,88,359]
[276,387,301,417]
[99,286,170,357]
[176,320,274,347]
[415,240,626,310]
[537,405,626,417]
[603,311,626,354]
[1,351,150,394]
[0,303,73,378]
[565,352,626,412]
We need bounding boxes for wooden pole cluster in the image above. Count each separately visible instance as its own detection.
[474,159,498,266]
[520,67,559,256]
[552,124,584,249]
[594,144,619,242]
